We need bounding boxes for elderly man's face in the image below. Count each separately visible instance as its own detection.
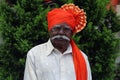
[49,23,73,43]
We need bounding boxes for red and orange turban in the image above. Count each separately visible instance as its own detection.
[47,3,88,80]
[47,3,87,33]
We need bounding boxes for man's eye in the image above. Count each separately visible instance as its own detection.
[64,28,71,32]
[54,27,60,31]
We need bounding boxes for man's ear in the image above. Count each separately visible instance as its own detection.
[72,34,76,39]
[48,30,51,37]
[71,31,74,37]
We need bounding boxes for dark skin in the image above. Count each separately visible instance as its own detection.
[49,23,73,53]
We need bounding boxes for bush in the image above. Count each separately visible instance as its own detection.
[0,0,49,79]
[0,0,119,80]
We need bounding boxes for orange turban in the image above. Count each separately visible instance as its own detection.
[47,3,87,33]
[47,8,76,31]
[47,3,88,80]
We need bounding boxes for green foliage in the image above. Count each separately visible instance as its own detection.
[74,0,109,26]
[0,0,50,79]
[73,0,120,80]
[0,0,119,80]
[105,8,120,32]
[115,62,120,80]
[78,22,119,80]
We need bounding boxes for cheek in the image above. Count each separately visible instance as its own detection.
[66,33,73,39]
[49,31,57,38]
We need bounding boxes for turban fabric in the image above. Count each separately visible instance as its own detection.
[47,8,76,31]
[47,3,87,33]
[47,3,87,80]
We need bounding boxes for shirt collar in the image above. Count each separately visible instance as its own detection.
[46,39,72,56]
[63,44,72,54]
[45,39,54,56]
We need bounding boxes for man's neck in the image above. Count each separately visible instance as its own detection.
[55,45,68,53]
[51,40,70,53]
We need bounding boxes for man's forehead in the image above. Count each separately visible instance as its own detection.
[53,23,72,29]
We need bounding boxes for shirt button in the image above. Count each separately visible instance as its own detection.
[40,72,42,74]
[46,63,48,66]
[53,70,56,73]
[68,71,71,74]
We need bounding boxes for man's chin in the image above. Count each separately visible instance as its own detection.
[51,38,70,44]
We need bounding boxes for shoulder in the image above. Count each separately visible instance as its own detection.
[27,42,48,57]
[80,50,88,60]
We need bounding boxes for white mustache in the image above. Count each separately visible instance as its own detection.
[51,35,70,41]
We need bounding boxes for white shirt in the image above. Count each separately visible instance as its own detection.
[24,39,92,80]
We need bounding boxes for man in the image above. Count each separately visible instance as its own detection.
[24,3,92,80]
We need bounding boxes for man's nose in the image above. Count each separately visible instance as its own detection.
[59,28,64,34]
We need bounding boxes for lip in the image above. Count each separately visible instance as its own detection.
[54,38,67,41]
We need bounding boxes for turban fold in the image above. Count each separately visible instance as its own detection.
[47,3,87,33]
[47,3,88,80]
[47,8,75,31]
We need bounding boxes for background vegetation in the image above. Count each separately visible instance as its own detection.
[0,0,120,80]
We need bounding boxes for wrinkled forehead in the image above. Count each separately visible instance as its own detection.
[51,23,73,30]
